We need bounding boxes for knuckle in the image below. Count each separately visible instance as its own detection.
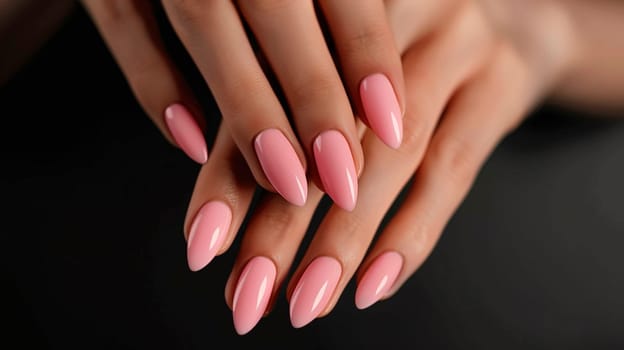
[255,204,297,237]
[342,24,392,60]
[219,185,245,215]
[220,74,270,120]
[397,111,434,158]
[406,221,432,255]
[328,212,371,259]
[427,134,481,188]
[289,72,343,113]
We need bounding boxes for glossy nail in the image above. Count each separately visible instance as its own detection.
[186,201,231,272]
[360,73,403,149]
[164,103,208,164]
[313,130,358,211]
[254,128,307,206]
[289,256,342,328]
[355,251,403,309]
[232,257,276,335]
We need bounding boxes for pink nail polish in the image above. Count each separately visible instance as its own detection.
[186,201,231,272]
[313,130,358,211]
[232,256,276,335]
[360,74,403,149]
[289,256,342,328]
[164,103,208,164]
[254,129,308,206]
[355,251,403,310]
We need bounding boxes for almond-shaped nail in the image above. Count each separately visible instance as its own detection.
[232,256,276,335]
[289,256,342,328]
[186,201,231,272]
[254,128,307,206]
[164,103,208,164]
[313,130,358,211]
[355,251,403,310]
[360,73,403,149]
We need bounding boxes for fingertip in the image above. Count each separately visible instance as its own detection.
[313,130,358,212]
[354,251,403,310]
[164,103,209,164]
[360,74,403,150]
[185,201,232,272]
[254,128,309,207]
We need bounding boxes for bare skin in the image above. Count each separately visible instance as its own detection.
[2,0,622,334]
[181,0,623,331]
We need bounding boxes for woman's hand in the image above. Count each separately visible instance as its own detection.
[181,0,581,335]
[81,0,406,211]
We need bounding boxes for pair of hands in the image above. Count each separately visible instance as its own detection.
[84,0,408,211]
[83,0,576,335]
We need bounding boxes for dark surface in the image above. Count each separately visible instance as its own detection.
[2,6,623,350]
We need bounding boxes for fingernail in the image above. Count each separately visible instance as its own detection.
[289,256,341,328]
[164,103,208,164]
[360,73,403,149]
[254,128,307,206]
[232,256,276,335]
[355,251,403,310]
[313,130,358,211]
[186,201,231,272]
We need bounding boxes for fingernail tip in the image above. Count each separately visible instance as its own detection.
[394,131,403,149]
[355,297,375,310]
[234,327,250,335]
[187,253,214,272]
[187,261,205,272]
[233,320,254,335]
[331,191,357,211]
[164,103,208,163]
[283,190,307,207]
[289,303,311,328]
[337,201,356,212]
[290,317,311,329]
[187,262,203,272]
[381,135,401,150]
[190,150,208,164]
[199,148,209,163]
[286,196,306,207]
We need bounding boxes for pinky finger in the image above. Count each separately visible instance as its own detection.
[355,44,537,309]
[82,0,208,163]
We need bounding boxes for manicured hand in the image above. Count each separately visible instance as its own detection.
[181,0,578,334]
[82,0,406,211]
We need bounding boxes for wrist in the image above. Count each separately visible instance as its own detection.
[479,0,578,98]
[545,0,624,114]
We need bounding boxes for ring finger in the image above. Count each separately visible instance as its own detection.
[360,45,536,307]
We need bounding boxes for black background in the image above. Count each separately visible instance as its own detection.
[2,5,624,350]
